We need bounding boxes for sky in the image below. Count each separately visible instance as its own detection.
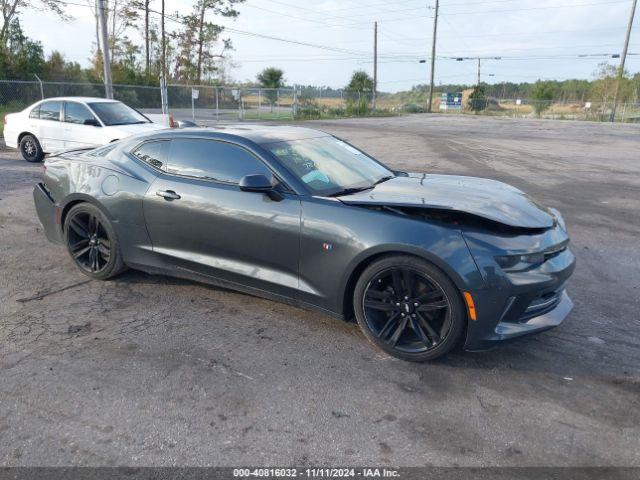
[19,0,640,92]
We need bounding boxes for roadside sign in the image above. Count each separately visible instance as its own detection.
[516,99,522,105]
[439,92,462,111]
[585,102,592,109]
[191,89,199,122]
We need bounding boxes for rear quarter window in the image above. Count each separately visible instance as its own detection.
[131,140,169,171]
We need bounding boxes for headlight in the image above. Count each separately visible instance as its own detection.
[496,252,545,272]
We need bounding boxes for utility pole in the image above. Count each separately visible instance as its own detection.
[453,56,500,86]
[96,0,113,99]
[427,0,439,113]
[610,0,637,122]
[373,21,377,110]
[161,0,166,77]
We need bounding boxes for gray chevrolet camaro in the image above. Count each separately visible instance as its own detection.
[33,125,576,361]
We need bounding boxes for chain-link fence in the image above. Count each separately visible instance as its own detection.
[2,80,640,127]
[460,98,640,122]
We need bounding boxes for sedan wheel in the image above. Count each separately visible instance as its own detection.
[354,255,465,361]
[63,203,125,280]
[19,134,44,163]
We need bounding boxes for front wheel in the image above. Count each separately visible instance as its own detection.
[20,134,44,162]
[63,203,126,280]
[353,255,466,362]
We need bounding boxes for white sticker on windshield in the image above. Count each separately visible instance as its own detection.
[334,139,363,155]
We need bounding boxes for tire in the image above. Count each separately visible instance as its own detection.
[353,255,466,362]
[20,134,44,163]
[63,203,126,280]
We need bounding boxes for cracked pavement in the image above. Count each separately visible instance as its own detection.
[1,115,639,466]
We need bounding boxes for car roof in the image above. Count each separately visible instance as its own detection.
[141,124,332,145]
[37,97,120,104]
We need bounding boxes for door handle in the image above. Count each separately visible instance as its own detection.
[156,190,181,200]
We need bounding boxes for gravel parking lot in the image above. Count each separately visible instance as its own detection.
[1,114,639,467]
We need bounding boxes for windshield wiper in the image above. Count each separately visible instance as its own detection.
[327,185,374,197]
[373,175,395,186]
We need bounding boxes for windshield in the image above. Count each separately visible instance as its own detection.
[88,102,149,126]
[266,137,393,196]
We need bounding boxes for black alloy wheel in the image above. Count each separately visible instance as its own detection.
[354,255,465,361]
[63,203,125,280]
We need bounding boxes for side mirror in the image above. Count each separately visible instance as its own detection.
[239,174,273,193]
[84,118,101,127]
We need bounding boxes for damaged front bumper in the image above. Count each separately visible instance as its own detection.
[461,222,576,351]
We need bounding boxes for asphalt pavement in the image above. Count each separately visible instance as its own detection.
[1,114,639,467]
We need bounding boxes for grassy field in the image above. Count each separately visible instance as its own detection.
[242,110,293,120]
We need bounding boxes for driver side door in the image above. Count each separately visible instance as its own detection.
[141,138,302,298]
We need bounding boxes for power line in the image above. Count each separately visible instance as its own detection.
[380,25,639,42]
[240,3,370,30]
[44,0,640,74]
[367,52,639,63]
[51,0,637,58]
[50,0,375,56]
[441,0,631,16]
[300,0,426,15]
[333,0,631,26]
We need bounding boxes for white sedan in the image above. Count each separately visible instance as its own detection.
[3,97,166,162]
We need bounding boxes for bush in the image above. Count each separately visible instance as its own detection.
[531,81,554,116]
[295,100,322,119]
[467,86,487,113]
[326,106,345,117]
[346,97,370,116]
[403,103,425,113]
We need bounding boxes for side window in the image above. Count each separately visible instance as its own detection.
[39,101,61,121]
[131,140,169,171]
[29,105,40,119]
[64,102,97,125]
[167,139,272,184]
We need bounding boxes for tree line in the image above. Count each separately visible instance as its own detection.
[1,0,639,105]
[397,64,640,104]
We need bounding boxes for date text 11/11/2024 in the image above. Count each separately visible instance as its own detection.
[233,468,401,478]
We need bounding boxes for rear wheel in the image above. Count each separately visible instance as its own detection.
[353,255,466,361]
[20,134,44,163]
[63,203,126,280]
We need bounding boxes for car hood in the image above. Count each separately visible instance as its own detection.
[337,173,555,229]
[107,122,167,135]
